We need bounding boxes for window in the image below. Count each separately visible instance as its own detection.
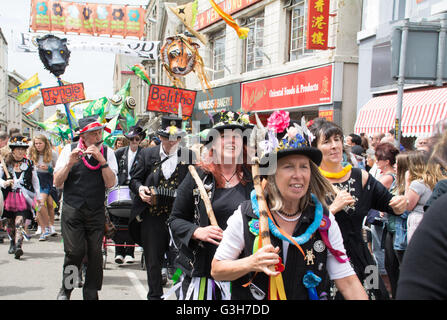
[210,30,226,80]
[245,13,264,72]
[392,0,406,21]
[288,0,312,61]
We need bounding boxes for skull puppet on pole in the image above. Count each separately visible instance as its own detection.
[36,34,74,140]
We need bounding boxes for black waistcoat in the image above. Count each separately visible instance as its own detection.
[231,200,331,300]
[63,143,108,210]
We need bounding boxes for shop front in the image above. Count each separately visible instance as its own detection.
[192,82,241,127]
[240,64,336,124]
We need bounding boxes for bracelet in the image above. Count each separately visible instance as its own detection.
[100,163,109,169]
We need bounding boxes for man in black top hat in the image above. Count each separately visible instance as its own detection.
[112,123,146,264]
[54,116,118,300]
[129,115,195,300]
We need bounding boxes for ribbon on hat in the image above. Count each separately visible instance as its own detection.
[79,122,103,134]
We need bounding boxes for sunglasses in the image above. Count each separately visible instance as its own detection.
[130,137,141,142]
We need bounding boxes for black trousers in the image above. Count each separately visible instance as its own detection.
[61,202,105,293]
[140,213,170,300]
[110,215,135,257]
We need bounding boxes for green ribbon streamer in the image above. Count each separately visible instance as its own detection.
[198,277,206,300]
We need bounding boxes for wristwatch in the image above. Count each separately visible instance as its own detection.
[100,163,109,169]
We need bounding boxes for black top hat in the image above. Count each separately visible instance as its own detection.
[78,116,105,134]
[205,110,252,142]
[256,111,322,166]
[9,135,30,148]
[157,116,186,138]
[125,124,146,140]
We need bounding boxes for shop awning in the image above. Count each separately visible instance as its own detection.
[354,86,447,137]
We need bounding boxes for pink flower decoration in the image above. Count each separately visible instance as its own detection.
[267,111,290,133]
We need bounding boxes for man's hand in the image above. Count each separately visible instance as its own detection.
[68,147,82,167]
[192,225,224,246]
[139,186,152,204]
[84,145,106,165]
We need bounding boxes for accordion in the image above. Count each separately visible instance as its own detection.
[149,186,177,215]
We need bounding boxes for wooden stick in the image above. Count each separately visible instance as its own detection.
[0,155,10,180]
[252,160,276,273]
[188,165,218,227]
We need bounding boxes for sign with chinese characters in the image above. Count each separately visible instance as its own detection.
[147,85,197,118]
[306,0,330,50]
[41,83,85,106]
[319,108,333,121]
[241,64,333,112]
[196,0,262,30]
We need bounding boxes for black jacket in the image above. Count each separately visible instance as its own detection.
[128,144,195,245]
[115,146,142,186]
[167,166,253,278]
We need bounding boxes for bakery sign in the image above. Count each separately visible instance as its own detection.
[241,64,333,112]
[196,0,262,30]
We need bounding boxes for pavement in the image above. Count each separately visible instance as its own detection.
[0,219,176,300]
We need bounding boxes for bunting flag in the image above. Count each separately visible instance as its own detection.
[168,0,207,45]
[12,73,42,105]
[207,0,249,39]
[24,97,43,116]
[83,96,108,121]
[103,115,120,148]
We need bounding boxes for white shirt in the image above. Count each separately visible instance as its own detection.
[54,143,118,188]
[160,144,178,180]
[214,207,355,280]
[127,147,138,181]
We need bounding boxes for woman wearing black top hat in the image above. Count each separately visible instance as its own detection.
[167,110,254,300]
[1,136,42,259]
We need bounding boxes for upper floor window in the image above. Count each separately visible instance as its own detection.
[210,30,226,80]
[245,12,264,72]
[288,0,313,61]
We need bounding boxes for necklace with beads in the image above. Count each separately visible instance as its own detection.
[275,210,301,222]
[319,164,352,179]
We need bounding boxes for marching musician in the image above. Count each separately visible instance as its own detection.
[112,124,146,264]
[54,116,118,300]
[129,116,195,300]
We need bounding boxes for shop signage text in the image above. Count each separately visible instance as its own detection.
[306,0,330,50]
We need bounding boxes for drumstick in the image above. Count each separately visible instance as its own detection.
[188,165,218,227]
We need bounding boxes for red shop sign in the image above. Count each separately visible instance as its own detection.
[241,65,333,112]
[147,84,197,117]
[306,0,330,50]
[41,83,85,106]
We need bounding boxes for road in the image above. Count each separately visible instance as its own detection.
[0,220,175,300]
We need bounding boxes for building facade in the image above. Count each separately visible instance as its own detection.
[0,28,8,132]
[355,0,447,140]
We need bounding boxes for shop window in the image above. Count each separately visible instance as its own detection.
[287,0,313,61]
[244,12,264,72]
[210,30,226,80]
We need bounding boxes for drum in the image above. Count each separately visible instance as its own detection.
[106,186,132,218]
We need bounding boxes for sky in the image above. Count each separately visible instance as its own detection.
[0,0,149,118]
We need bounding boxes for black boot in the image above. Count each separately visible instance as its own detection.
[8,241,16,254]
[14,245,23,259]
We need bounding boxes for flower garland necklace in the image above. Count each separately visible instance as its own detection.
[250,190,322,246]
[78,138,103,171]
[319,164,352,179]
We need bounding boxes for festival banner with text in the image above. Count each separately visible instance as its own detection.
[241,64,333,112]
[306,0,330,50]
[147,85,197,118]
[30,0,146,39]
[41,83,85,106]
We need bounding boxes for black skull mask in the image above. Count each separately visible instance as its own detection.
[37,34,71,77]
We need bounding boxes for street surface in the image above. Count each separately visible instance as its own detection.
[0,221,175,300]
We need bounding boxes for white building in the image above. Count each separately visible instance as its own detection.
[0,28,8,132]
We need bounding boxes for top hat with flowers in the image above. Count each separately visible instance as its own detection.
[205,110,252,141]
[157,116,186,138]
[9,135,30,149]
[256,110,322,166]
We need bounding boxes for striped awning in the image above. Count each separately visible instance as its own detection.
[354,86,447,137]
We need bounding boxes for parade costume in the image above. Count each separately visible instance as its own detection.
[55,116,118,300]
[168,111,254,300]
[0,136,41,259]
[112,124,145,262]
[129,116,195,300]
[213,111,354,300]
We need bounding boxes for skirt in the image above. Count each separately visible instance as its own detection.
[4,190,28,212]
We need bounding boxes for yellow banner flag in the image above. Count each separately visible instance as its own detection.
[12,73,42,105]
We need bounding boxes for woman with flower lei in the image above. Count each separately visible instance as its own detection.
[211,111,367,300]
[308,118,408,300]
